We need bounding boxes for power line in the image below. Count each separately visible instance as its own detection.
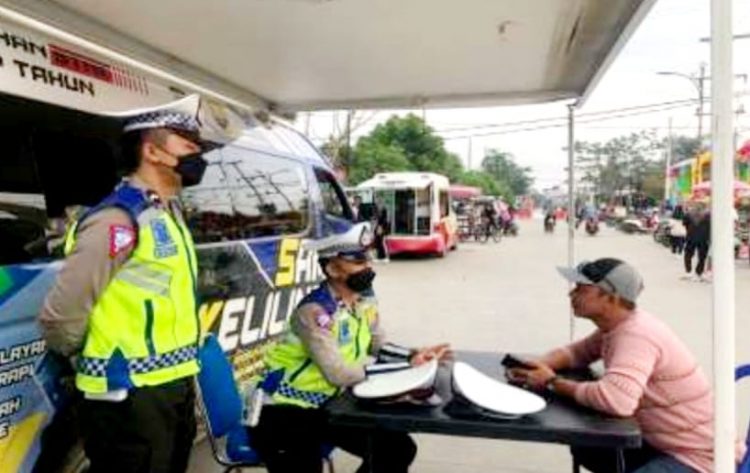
[442,101,701,140]
[433,99,699,134]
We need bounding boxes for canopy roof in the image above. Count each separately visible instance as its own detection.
[1,0,655,112]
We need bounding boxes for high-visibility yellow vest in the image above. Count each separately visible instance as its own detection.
[258,284,375,408]
[65,183,200,394]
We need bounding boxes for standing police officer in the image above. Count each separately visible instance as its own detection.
[250,221,451,473]
[39,95,209,473]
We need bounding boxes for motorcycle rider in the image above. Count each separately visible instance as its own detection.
[544,207,556,233]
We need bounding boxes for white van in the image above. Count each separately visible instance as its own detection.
[356,172,458,257]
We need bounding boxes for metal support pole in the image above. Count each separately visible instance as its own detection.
[710,0,736,470]
[567,104,576,342]
[345,110,353,172]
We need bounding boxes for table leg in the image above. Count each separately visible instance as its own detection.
[616,449,626,473]
[366,431,375,471]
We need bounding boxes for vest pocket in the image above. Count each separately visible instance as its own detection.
[144,299,156,356]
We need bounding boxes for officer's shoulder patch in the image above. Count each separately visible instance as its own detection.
[314,312,334,330]
[109,225,136,258]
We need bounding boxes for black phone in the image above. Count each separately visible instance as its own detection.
[501,354,533,370]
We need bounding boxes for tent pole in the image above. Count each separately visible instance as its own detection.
[710,0,736,470]
[567,104,576,342]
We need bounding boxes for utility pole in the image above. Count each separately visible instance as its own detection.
[345,110,353,172]
[697,63,706,143]
[467,137,473,170]
[665,117,673,203]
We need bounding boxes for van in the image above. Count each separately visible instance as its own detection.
[0,19,352,473]
[356,172,458,257]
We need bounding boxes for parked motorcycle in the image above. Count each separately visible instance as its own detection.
[652,220,672,247]
[585,218,599,236]
[501,217,519,236]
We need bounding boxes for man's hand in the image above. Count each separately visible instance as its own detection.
[506,359,556,391]
[411,343,453,366]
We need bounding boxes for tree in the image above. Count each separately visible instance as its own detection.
[349,114,464,184]
[347,139,411,184]
[665,135,702,163]
[641,161,666,201]
[317,110,379,170]
[480,150,534,197]
[457,170,509,198]
[574,131,663,204]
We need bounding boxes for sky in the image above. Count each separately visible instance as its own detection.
[294,0,750,191]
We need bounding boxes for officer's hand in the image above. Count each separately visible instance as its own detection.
[411,343,452,366]
[506,360,556,391]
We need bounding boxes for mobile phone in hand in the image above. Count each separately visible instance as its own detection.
[501,354,533,370]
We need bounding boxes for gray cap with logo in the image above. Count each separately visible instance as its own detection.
[557,258,644,303]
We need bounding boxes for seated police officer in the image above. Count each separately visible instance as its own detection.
[249,222,450,473]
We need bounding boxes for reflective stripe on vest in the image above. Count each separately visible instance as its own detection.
[65,183,200,394]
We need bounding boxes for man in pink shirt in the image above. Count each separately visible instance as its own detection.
[507,258,737,473]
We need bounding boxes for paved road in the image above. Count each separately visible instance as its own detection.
[189,215,750,472]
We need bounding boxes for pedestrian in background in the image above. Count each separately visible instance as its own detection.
[374,198,390,262]
[668,205,687,255]
[682,203,711,282]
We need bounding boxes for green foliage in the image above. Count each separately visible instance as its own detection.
[348,114,533,202]
[665,135,702,163]
[349,114,463,184]
[575,130,665,203]
[456,171,521,203]
[480,149,533,197]
[347,139,411,184]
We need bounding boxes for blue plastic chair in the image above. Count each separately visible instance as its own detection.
[196,334,335,472]
[736,365,750,473]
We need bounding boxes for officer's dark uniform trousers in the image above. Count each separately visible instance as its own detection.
[252,404,417,473]
[81,379,196,473]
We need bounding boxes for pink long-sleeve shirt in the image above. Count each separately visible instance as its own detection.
[548,310,743,473]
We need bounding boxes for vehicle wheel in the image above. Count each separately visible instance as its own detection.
[491,228,501,243]
[474,227,484,241]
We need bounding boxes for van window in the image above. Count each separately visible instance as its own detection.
[182,144,311,243]
[416,189,430,235]
[314,168,353,221]
[0,192,52,265]
[0,97,119,265]
[440,190,450,218]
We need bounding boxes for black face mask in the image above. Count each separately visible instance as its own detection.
[345,268,376,293]
[174,152,208,187]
